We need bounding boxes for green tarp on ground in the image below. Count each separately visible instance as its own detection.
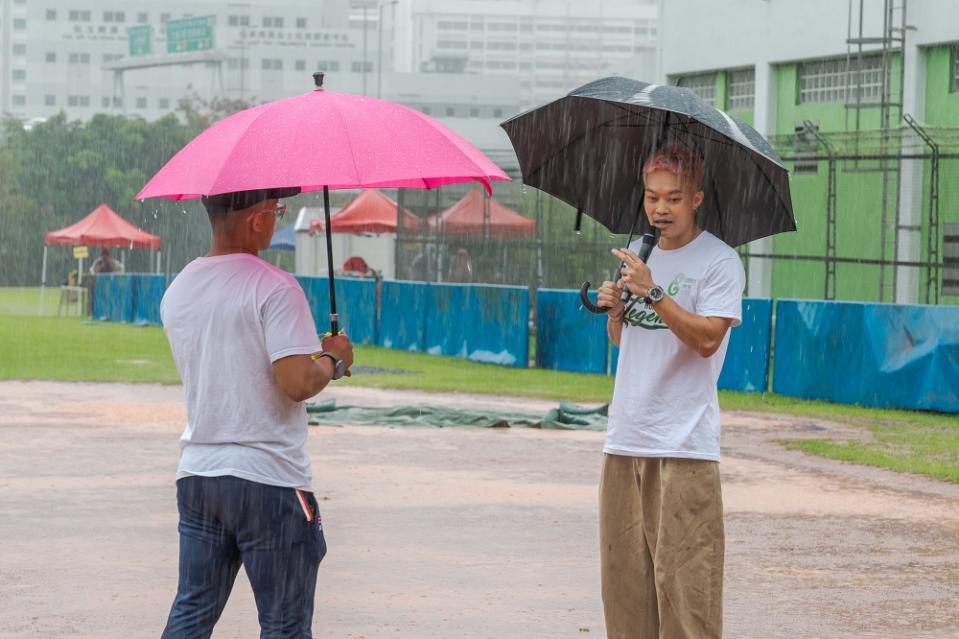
[306,400,609,431]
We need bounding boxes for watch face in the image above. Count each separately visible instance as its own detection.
[649,286,664,302]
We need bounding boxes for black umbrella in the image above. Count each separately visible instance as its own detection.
[501,76,796,310]
[502,76,795,244]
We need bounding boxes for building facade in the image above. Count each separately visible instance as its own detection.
[1,0,658,165]
[658,0,959,306]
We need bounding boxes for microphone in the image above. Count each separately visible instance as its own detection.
[620,229,659,304]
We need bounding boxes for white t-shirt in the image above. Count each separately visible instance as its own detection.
[605,231,745,461]
[160,253,321,490]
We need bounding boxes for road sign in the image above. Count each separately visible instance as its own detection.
[166,16,215,54]
[128,25,152,57]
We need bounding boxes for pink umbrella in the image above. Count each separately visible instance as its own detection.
[137,72,509,334]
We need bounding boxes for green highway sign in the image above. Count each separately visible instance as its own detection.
[128,25,152,57]
[166,16,215,54]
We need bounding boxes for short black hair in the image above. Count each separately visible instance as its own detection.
[201,187,301,220]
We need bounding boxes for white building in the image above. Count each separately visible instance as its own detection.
[392,0,658,108]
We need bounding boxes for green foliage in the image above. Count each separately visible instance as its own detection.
[0,97,253,287]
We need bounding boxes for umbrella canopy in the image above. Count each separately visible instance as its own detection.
[136,73,508,336]
[308,189,424,234]
[501,76,795,247]
[429,189,536,239]
[136,83,509,201]
[268,224,297,251]
[45,203,161,249]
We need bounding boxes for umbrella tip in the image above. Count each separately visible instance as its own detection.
[313,71,325,89]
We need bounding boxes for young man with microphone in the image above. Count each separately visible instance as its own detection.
[596,143,745,639]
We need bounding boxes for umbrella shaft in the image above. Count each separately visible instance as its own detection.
[323,186,339,336]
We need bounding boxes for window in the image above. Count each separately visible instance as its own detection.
[46,95,57,106]
[12,95,26,106]
[953,46,959,92]
[102,96,111,108]
[12,69,26,81]
[493,108,503,118]
[47,9,57,20]
[726,68,755,110]
[421,106,431,115]
[137,97,147,109]
[68,95,79,106]
[318,60,340,72]
[79,96,90,107]
[944,223,959,296]
[445,106,455,116]
[262,58,283,70]
[81,11,91,21]
[138,12,148,23]
[295,59,306,71]
[160,13,170,23]
[296,17,307,29]
[229,15,239,26]
[13,18,26,29]
[470,107,479,117]
[798,55,883,104]
[46,51,57,62]
[675,73,716,105]
[793,120,820,176]
[69,10,79,20]
[351,61,372,72]
[159,98,170,109]
[263,16,284,28]
[13,44,26,55]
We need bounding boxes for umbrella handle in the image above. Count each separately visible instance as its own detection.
[579,281,609,314]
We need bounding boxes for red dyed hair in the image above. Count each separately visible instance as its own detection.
[642,142,704,191]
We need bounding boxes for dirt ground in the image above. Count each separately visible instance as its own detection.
[1,381,958,639]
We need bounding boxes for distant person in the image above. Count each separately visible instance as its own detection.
[159,187,354,638]
[447,247,472,283]
[596,142,744,639]
[343,255,371,277]
[90,248,122,274]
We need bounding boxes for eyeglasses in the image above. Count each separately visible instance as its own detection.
[247,201,287,224]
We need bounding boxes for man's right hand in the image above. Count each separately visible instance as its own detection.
[321,334,355,376]
[597,280,625,318]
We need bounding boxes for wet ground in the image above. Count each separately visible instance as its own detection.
[1,381,957,638]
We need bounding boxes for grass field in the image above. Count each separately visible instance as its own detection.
[2,286,957,482]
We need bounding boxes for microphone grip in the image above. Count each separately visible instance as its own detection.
[619,236,657,304]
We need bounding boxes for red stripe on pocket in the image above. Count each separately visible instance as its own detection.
[295,489,314,522]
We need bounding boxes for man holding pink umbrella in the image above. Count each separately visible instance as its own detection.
[141,72,507,636]
[159,187,354,637]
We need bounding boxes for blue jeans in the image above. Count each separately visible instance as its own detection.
[161,475,327,639]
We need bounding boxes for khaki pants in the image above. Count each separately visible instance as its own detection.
[599,454,724,639]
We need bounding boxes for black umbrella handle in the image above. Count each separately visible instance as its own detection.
[580,281,609,314]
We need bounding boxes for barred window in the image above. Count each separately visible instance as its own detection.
[798,55,883,104]
[944,223,959,296]
[675,73,716,105]
[953,46,959,92]
[727,68,755,110]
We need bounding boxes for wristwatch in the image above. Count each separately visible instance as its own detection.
[317,352,345,380]
[645,285,665,305]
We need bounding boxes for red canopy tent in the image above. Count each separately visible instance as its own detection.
[309,189,424,234]
[44,203,161,249]
[40,204,161,309]
[429,189,535,238]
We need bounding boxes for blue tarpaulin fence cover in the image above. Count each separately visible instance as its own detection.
[295,276,377,345]
[91,274,959,412]
[424,283,529,367]
[773,300,959,413]
[536,288,607,374]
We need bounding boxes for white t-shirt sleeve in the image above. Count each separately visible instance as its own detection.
[695,255,745,327]
[262,285,322,362]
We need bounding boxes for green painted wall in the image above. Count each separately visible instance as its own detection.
[922,45,959,305]
[769,57,904,302]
